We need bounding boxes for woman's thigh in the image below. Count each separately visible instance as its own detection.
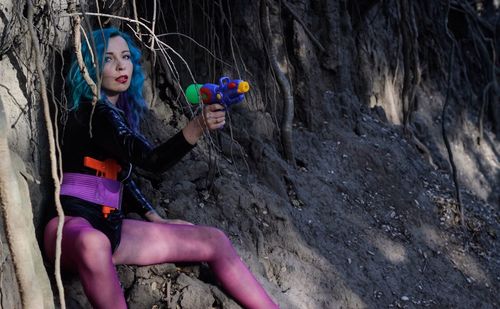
[44,216,111,271]
[112,219,229,266]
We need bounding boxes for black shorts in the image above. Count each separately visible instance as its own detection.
[60,195,124,252]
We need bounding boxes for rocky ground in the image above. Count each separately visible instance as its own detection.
[55,93,499,309]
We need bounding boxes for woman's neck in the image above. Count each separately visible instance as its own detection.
[105,94,119,105]
[102,90,120,105]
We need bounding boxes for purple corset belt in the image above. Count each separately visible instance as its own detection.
[60,173,123,209]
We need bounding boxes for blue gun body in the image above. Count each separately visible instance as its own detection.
[186,77,250,107]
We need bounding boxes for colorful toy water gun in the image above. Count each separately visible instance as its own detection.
[185,76,250,107]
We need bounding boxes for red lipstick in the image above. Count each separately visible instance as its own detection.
[116,75,128,83]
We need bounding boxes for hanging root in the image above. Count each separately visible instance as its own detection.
[27,0,66,308]
[260,0,296,166]
[443,1,464,228]
[441,45,464,228]
[399,0,421,132]
[412,134,438,170]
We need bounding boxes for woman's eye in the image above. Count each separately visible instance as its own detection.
[104,56,113,62]
[123,54,131,60]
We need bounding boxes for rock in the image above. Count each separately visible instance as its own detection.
[210,285,242,309]
[177,274,215,309]
[117,265,136,290]
[127,279,163,309]
[135,266,151,279]
[174,181,197,195]
[183,161,209,182]
[151,263,177,276]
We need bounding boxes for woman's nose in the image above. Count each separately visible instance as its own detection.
[116,59,125,71]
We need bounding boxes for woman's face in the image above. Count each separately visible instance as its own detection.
[101,35,133,99]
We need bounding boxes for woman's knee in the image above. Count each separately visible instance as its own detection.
[74,229,112,256]
[208,227,230,242]
[204,227,234,256]
[72,229,113,270]
[44,217,112,270]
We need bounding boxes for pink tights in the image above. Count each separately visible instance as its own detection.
[44,217,278,309]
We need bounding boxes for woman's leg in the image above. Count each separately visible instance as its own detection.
[44,216,127,309]
[113,219,278,309]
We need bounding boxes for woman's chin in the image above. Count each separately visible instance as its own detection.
[103,87,129,97]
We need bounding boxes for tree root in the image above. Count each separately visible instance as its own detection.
[27,0,66,307]
[411,134,438,170]
[399,0,421,131]
[260,0,295,166]
[442,1,466,228]
[441,42,464,228]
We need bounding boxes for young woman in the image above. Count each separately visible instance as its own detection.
[43,27,278,309]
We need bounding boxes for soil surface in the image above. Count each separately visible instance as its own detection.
[59,99,499,308]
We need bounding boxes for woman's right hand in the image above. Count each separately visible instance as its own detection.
[182,103,226,144]
[202,103,226,131]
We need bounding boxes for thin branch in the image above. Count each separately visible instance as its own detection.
[60,12,197,87]
[155,33,233,68]
[131,0,141,36]
[216,0,242,77]
[150,0,158,107]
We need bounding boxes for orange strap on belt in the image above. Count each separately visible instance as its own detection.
[83,156,122,218]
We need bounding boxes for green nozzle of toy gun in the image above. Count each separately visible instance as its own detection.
[185,84,203,104]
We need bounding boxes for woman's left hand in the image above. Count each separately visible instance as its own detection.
[145,210,194,225]
[159,218,194,225]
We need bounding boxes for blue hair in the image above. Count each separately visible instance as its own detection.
[66,27,147,132]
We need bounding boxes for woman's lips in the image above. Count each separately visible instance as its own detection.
[115,75,128,83]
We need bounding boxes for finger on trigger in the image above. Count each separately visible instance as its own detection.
[212,103,224,111]
[213,111,224,118]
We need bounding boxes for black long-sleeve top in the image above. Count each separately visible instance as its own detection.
[61,100,194,216]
